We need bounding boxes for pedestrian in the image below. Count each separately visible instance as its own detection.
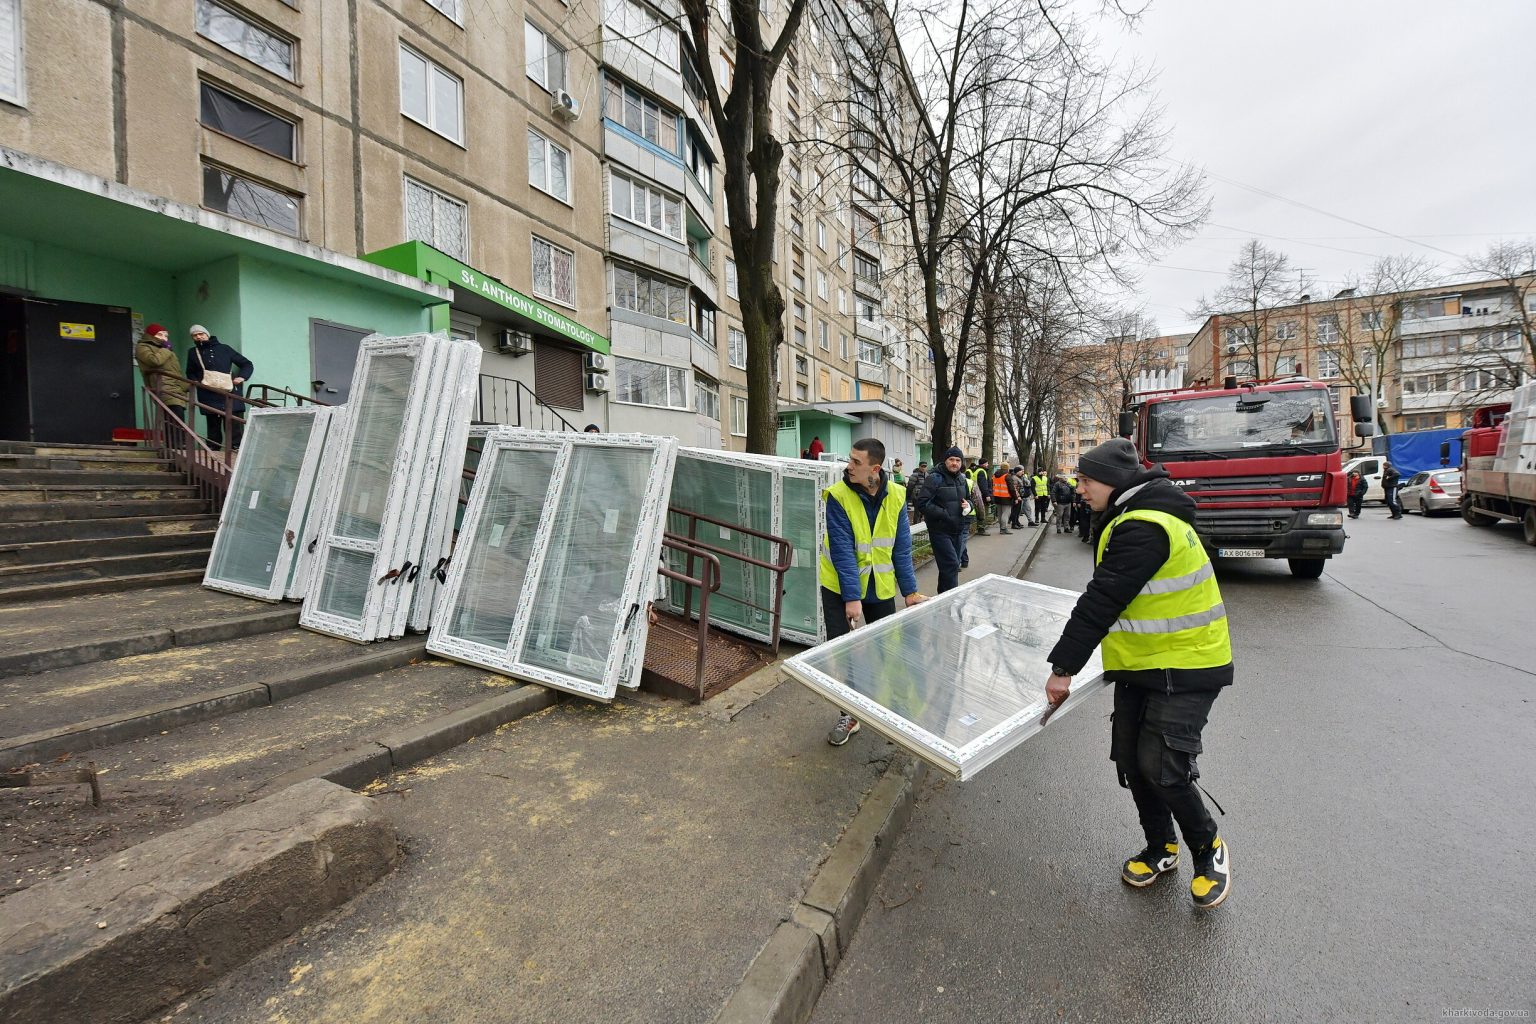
[906,461,928,525]
[1050,474,1075,532]
[822,437,925,746]
[967,460,990,537]
[1075,492,1092,543]
[1044,437,1234,910]
[134,323,189,425]
[1382,460,1403,519]
[990,464,1018,535]
[1346,469,1366,519]
[808,435,825,460]
[917,447,970,593]
[184,324,253,452]
[891,459,906,485]
[584,423,602,433]
[1032,468,1051,525]
[1009,467,1031,528]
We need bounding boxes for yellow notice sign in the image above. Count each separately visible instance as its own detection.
[59,322,97,339]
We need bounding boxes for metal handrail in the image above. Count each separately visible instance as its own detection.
[140,388,234,513]
[476,373,580,433]
[666,506,793,655]
[655,536,722,703]
[245,383,330,407]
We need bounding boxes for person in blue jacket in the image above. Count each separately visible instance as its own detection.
[185,324,254,452]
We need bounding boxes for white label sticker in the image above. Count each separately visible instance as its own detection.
[964,624,998,640]
[603,509,620,534]
[790,550,801,568]
[247,490,260,510]
[719,527,733,541]
[357,491,371,514]
[959,713,979,727]
[488,524,506,548]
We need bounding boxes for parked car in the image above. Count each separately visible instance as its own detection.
[1397,469,1463,515]
[1343,455,1386,503]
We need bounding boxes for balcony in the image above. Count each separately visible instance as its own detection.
[856,360,886,384]
[855,316,884,342]
[692,331,720,379]
[688,252,717,305]
[1399,310,1512,337]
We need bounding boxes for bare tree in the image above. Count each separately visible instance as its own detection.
[1193,240,1311,379]
[1461,239,1536,370]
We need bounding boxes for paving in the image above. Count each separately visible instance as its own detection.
[150,523,1043,1024]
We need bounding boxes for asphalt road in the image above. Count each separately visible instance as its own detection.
[811,508,1536,1024]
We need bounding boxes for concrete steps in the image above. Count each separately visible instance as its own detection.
[0,513,218,545]
[0,528,216,568]
[0,499,212,524]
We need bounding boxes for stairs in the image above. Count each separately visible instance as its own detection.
[0,441,215,603]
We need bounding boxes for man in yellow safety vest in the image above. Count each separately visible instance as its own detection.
[820,437,925,746]
[1044,438,1235,910]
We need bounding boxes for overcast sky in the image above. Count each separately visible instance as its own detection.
[1096,0,1536,336]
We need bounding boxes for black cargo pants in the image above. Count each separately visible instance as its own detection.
[1111,682,1220,851]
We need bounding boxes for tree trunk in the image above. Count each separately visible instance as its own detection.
[981,290,998,466]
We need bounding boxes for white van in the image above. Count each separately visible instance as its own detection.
[1343,456,1386,503]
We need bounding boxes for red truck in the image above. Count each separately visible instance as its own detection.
[1456,383,1536,545]
[1120,378,1376,579]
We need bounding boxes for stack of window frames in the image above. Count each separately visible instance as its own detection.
[662,450,841,645]
[780,575,1109,780]
[300,334,481,643]
[285,404,351,601]
[203,407,333,601]
[427,430,678,701]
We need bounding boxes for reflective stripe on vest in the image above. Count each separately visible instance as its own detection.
[1095,507,1232,671]
[818,480,907,601]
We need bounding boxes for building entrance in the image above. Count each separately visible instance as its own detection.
[0,296,135,444]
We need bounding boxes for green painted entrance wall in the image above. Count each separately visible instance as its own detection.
[775,414,854,460]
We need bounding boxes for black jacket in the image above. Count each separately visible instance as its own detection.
[186,337,254,411]
[1381,463,1400,488]
[1048,467,1234,693]
[1050,479,1074,504]
[918,466,970,535]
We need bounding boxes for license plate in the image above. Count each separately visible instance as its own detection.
[1217,547,1266,558]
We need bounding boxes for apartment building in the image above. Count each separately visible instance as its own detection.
[1052,333,1190,472]
[0,0,941,453]
[1186,276,1534,434]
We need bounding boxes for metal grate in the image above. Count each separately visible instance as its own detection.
[642,611,769,702]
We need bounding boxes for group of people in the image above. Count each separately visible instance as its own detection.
[1347,461,1405,519]
[134,322,254,450]
[818,436,1233,910]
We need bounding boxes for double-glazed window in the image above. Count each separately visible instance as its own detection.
[404,177,467,260]
[525,20,566,93]
[730,395,748,436]
[616,357,690,409]
[424,0,463,22]
[532,236,577,306]
[602,0,679,69]
[399,44,463,144]
[611,171,683,241]
[196,0,295,81]
[696,378,720,420]
[613,263,686,324]
[0,0,25,106]
[527,128,570,202]
[690,294,715,343]
[203,163,300,237]
[686,130,714,196]
[725,259,739,300]
[853,253,879,284]
[727,327,747,369]
[199,82,296,160]
[603,77,679,156]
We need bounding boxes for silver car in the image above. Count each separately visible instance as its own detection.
[1397,469,1463,515]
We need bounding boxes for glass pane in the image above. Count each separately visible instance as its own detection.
[207,412,314,590]
[527,129,546,190]
[202,165,299,236]
[524,21,546,87]
[197,0,293,79]
[400,47,428,122]
[432,66,461,141]
[550,146,568,201]
[444,448,558,647]
[199,82,294,160]
[520,446,655,682]
[315,546,374,622]
[405,180,434,245]
[435,193,466,259]
[667,456,775,635]
[779,474,823,635]
[333,353,414,541]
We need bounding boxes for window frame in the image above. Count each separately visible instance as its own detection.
[0,0,27,107]
[609,169,684,242]
[615,356,692,410]
[531,234,578,308]
[198,79,298,161]
[403,175,469,260]
[398,42,465,145]
[196,0,297,82]
[727,326,747,370]
[527,126,572,204]
[612,262,687,325]
[423,0,464,24]
[201,161,302,238]
[524,19,567,94]
[695,377,721,420]
[730,395,748,436]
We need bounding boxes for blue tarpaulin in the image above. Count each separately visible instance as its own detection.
[1372,428,1463,475]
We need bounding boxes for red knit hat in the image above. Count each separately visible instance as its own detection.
[145,323,167,335]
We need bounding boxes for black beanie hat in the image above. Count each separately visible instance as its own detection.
[943,446,963,461]
[1077,438,1141,490]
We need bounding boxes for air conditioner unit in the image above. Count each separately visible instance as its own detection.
[585,372,609,393]
[496,329,534,356]
[584,351,608,372]
[1225,343,1239,356]
[552,90,581,121]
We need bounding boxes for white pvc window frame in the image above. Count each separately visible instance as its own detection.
[780,574,1109,780]
[286,404,350,601]
[203,406,332,602]
[427,429,677,700]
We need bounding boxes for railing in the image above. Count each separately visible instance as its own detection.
[655,536,722,703]
[245,383,329,408]
[666,506,793,656]
[477,374,580,433]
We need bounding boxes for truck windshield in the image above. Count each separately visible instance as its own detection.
[1147,390,1337,456]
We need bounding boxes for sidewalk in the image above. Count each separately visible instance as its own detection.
[162,526,1044,1024]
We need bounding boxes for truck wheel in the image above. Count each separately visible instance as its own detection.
[1288,558,1326,579]
[1462,497,1497,527]
[1524,507,1536,547]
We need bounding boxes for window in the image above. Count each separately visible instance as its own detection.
[795,353,808,375]
[1,0,26,105]
[816,270,828,300]
[196,0,295,81]
[203,164,300,236]
[793,299,806,322]
[425,0,463,23]
[603,0,679,69]
[399,44,463,143]
[534,344,585,411]
[727,327,747,369]
[818,367,831,399]
[792,271,805,295]
[199,81,296,160]
[790,214,804,239]
[610,170,683,241]
[603,77,680,155]
[794,326,807,349]
[527,128,571,203]
[524,21,567,93]
[839,332,849,359]
[612,263,686,323]
[837,288,847,315]
[1317,349,1341,379]
[689,293,715,343]
[725,259,739,300]
[857,298,878,322]
[853,253,879,285]
[1360,309,1383,330]
[1224,326,1254,346]
[685,130,714,196]
[795,382,808,401]
[531,235,576,306]
[404,177,467,259]
[695,378,720,420]
[730,395,748,436]
[858,338,883,365]
[1274,320,1297,341]
[816,220,827,250]
[616,357,690,408]
[818,320,829,350]
[1315,315,1340,344]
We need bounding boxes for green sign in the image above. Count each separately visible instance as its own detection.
[363,241,609,354]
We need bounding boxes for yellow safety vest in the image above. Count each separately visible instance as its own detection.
[1095,508,1231,672]
[819,480,906,601]
[1067,476,1077,488]
[1033,474,1049,497]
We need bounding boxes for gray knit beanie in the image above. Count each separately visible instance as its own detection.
[1077,438,1142,490]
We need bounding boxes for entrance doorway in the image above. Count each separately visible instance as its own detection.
[309,319,371,406]
[0,297,134,444]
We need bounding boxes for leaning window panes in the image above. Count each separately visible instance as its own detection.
[428,431,678,700]
[781,575,1109,780]
[195,0,295,80]
[524,20,566,92]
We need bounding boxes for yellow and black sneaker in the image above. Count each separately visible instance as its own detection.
[1191,836,1232,909]
[1121,841,1180,887]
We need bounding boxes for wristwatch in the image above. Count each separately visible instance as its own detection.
[1050,665,1072,677]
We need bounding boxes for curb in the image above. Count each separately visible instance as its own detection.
[0,604,299,678]
[1009,520,1049,580]
[262,683,561,792]
[713,756,925,1024]
[0,639,428,770]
